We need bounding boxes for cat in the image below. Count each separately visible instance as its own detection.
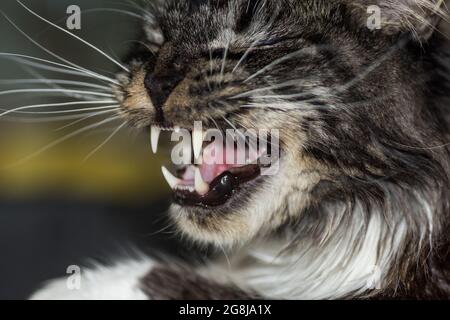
[31,0,449,299]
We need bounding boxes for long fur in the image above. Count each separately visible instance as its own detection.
[31,0,450,300]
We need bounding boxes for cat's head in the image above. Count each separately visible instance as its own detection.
[114,0,448,246]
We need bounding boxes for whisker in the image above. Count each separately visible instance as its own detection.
[36,6,144,37]
[220,113,239,131]
[67,8,143,20]
[6,115,122,168]
[55,109,119,131]
[0,79,110,91]
[0,105,119,115]
[83,121,127,161]
[124,40,157,56]
[202,31,214,91]
[232,39,260,74]
[1,106,119,116]
[220,38,231,85]
[206,114,220,130]
[0,88,114,98]
[216,102,256,147]
[0,101,118,118]
[387,141,450,150]
[15,63,108,102]
[81,8,142,19]
[229,79,316,100]
[17,0,129,72]
[207,37,214,78]
[217,107,274,149]
[12,57,100,78]
[251,91,326,100]
[0,53,119,85]
[241,101,323,111]
[334,38,408,94]
[2,12,116,85]
[0,112,114,123]
[123,0,147,14]
[244,46,324,83]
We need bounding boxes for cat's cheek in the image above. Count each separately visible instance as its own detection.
[167,156,321,247]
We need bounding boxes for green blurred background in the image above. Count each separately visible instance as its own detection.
[0,0,191,299]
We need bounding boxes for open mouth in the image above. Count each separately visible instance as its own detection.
[151,125,270,208]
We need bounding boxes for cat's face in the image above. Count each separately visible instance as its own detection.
[115,0,442,246]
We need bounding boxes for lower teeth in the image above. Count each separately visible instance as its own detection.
[173,165,261,208]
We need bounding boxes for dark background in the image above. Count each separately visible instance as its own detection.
[0,0,198,299]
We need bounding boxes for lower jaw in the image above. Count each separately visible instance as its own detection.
[173,164,262,208]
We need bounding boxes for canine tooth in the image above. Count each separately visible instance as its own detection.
[151,126,161,154]
[161,166,181,189]
[195,167,209,195]
[192,127,204,160]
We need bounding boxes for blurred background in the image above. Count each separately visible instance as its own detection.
[0,0,196,299]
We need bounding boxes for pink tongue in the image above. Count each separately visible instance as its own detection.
[181,140,259,184]
[200,141,235,182]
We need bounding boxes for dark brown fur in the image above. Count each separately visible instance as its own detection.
[117,0,450,299]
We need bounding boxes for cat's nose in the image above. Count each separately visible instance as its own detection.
[144,72,184,111]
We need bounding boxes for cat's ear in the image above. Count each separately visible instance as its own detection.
[354,0,449,41]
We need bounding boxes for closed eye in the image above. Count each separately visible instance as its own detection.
[256,38,284,47]
[255,35,303,48]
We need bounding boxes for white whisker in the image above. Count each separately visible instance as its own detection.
[17,0,129,73]
[244,46,321,83]
[0,88,114,98]
[217,104,274,148]
[229,79,315,100]
[0,53,120,85]
[55,109,119,131]
[2,12,116,86]
[16,63,107,101]
[13,57,98,78]
[203,32,214,91]
[207,39,214,77]
[0,105,118,115]
[232,39,259,74]
[0,79,110,91]
[220,38,230,85]
[0,101,117,118]
[251,92,326,100]
[1,106,119,116]
[37,7,143,34]
[0,112,113,123]
[83,121,127,161]
[75,8,143,19]
[334,38,408,94]
[241,101,320,111]
[6,115,122,168]
[206,114,220,130]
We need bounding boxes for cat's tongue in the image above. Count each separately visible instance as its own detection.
[180,140,260,189]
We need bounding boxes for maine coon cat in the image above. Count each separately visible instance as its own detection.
[27,0,450,299]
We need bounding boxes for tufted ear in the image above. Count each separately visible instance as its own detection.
[350,0,449,41]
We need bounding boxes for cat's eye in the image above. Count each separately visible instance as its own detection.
[256,38,284,47]
[255,35,300,48]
